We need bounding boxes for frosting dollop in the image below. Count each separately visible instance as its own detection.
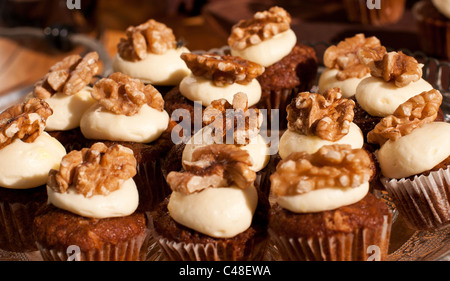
[377,122,450,179]
[0,132,66,189]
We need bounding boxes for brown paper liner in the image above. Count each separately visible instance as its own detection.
[381,167,450,230]
[268,214,392,261]
[152,231,268,261]
[413,1,450,59]
[343,0,406,26]
[0,200,44,252]
[36,229,151,261]
[0,186,46,252]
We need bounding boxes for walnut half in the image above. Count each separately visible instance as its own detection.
[286,88,355,141]
[270,144,373,196]
[181,53,264,87]
[117,19,177,61]
[367,89,443,145]
[33,52,102,99]
[0,98,53,150]
[202,92,263,145]
[167,144,256,194]
[228,6,291,50]
[357,49,423,87]
[323,33,383,80]
[92,72,164,116]
[47,142,137,198]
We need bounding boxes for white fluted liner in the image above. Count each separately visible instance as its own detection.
[36,229,150,261]
[382,167,450,230]
[268,214,392,261]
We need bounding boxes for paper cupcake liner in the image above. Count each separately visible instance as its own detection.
[413,1,450,59]
[150,218,268,261]
[134,157,171,212]
[343,0,406,26]
[381,167,450,230]
[256,87,299,130]
[0,200,44,252]
[36,229,151,261]
[154,235,268,261]
[268,214,392,261]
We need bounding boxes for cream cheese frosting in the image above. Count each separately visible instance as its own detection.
[168,184,258,238]
[355,77,433,117]
[432,0,450,19]
[278,122,364,159]
[318,68,370,98]
[45,87,96,131]
[47,178,139,219]
[377,122,450,179]
[179,73,262,107]
[80,103,169,143]
[0,132,66,189]
[230,29,297,67]
[112,47,191,85]
[274,182,369,213]
[182,126,270,172]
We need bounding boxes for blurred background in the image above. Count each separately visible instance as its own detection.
[0,0,448,97]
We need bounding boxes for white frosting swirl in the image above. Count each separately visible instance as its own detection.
[179,73,262,107]
[168,184,258,238]
[80,103,169,143]
[355,77,433,117]
[182,126,270,172]
[377,122,450,179]
[47,178,139,219]
[432,0,450,19]
[230,29,297,67]
[278,122,364,159]
[45,87,96,131]
[0,132,66,189]
[112,47,191,85]
[273,182,369,213]
[318,68,370,98]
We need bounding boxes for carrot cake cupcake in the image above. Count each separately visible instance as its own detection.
[228,6,318,128]
[112,19,191,90]
[33,142,150,261]
[369,89,450,230]
[0,98,66,252]
[151,144,269,261]
[268,144,392,261]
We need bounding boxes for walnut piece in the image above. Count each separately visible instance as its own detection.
[167,144,256,194]
[92,72,164,116]
[323,33,384,80]
[270,144,373,196]
[202,92,263,145]
[33,52,102,99]
[367,89,443,145]
[357,49,423,87]
[47,142,137,198]
[0,98,53,150]
[228,6,291,50]
[286,88,355,141]
[181,53,264,86]
[117,19,177,61]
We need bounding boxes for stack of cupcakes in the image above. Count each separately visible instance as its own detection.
[151,144,269,261]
